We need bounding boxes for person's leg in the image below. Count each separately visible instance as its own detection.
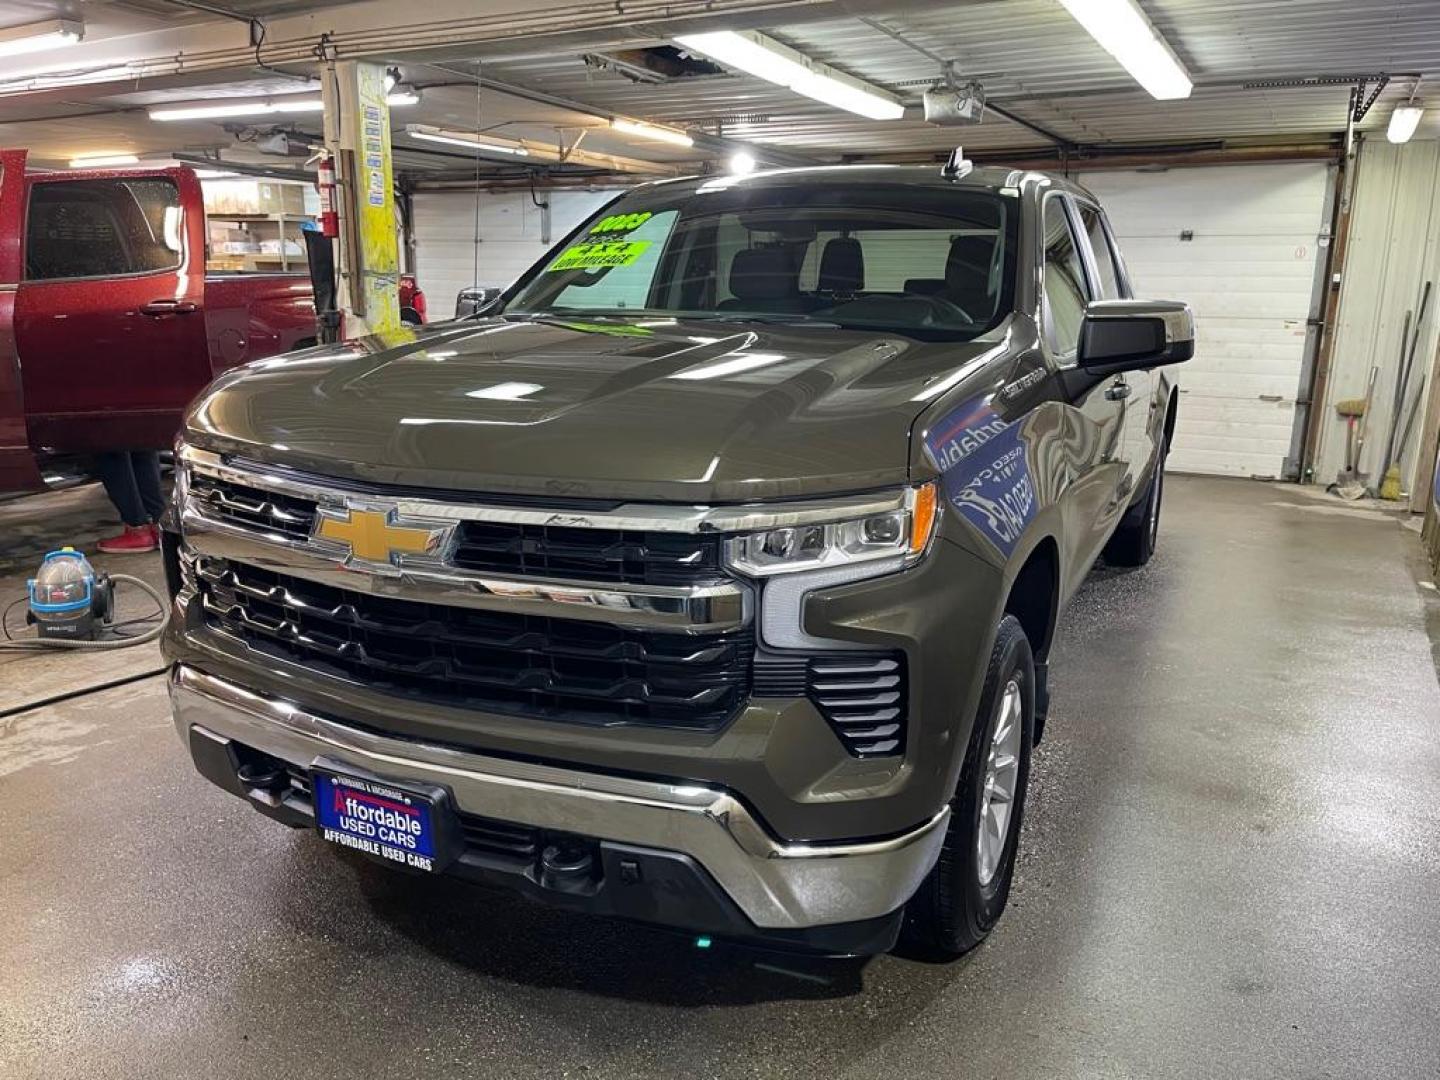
[131,451,165,523]
[96,452,160,553]
[96,451,148,527]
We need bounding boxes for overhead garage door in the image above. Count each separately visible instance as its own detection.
[1080,163,1331,478]
[412,188,624,320]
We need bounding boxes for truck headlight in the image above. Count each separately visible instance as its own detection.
[724,483,940,578]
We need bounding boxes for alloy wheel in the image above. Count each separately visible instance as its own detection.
[977,678,1023,886]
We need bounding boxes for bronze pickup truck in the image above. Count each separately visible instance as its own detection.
[161,164,1191,958]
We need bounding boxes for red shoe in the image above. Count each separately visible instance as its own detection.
[97,524,158,554]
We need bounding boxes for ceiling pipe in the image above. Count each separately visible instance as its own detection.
[430,63,820,169]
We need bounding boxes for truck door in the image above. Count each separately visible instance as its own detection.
[0,149,43,491]
[13,166,210,452]
[1040,193,1127,594]
[1074,199,1154,497]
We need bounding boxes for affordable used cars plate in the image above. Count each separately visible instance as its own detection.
[313,770,440,872]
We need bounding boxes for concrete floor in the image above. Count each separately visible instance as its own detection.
[2,476,1438,1080]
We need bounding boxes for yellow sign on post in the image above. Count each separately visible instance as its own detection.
[324,60,401,335]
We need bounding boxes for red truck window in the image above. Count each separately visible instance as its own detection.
[25,178,182,281]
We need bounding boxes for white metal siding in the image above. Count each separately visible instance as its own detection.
[412,188,625,319]
[1080,163,1331,478]
[1316,140,1440,504]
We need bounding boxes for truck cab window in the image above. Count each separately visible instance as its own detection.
[1078,204,1123,300]
[1041,198,1090,356]
[25,178,182,281]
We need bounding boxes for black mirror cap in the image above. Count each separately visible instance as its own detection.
[1078,300,1194,375]
[455,286,504,319]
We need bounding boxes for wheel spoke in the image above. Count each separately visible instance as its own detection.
[975,677,1026,887]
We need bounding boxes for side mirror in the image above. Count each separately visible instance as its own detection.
[1078,300,1194,375]
[455,286,503,319]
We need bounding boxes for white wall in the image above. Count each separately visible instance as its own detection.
[1080,163,1332,479]
[411,188,626,319]
[1315,140,1440,500]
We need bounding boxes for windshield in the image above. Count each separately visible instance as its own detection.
[501,180,1018,340]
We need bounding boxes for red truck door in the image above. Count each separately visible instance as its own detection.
[13,165,210,452]
[0,149,43,490]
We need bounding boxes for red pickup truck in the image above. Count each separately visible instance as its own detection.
[0,149,423,494]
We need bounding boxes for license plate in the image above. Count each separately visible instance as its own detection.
[313,770,440,872]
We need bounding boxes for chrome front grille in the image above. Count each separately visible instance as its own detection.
[189,473,316,543]
[188,471,726,588]
[195,558,754,730]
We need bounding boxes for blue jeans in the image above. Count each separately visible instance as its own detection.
[97,451,164,527]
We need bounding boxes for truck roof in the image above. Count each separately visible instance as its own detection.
[645,162,1096,200]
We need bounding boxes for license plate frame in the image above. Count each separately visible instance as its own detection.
[311,763,460,874]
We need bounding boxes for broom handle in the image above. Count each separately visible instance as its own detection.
[1392,281,1432,463]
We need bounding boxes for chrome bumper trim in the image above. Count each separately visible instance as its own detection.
[169,665,947,929]
[179,444,906,534]
[180,508,750,633]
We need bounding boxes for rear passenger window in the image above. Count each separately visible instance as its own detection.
[1041,198,1090,355]
[25,178,182,281]
[1078,204,1123,300]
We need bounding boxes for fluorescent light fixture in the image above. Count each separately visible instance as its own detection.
[466,382,543,400]
[405,125,530,157]
[675,30,904,121]
[69,153,140,169]
[193,169,239,179]
[729,151,757,174]
[150,92,419,122]
[1056,0,1192,100]
[0,18,83,59]
[1387,102,1424,144]
[610,117,694,148]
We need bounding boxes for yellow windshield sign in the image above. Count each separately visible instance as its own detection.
[547,239,651,272]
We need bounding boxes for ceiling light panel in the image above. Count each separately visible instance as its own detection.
[1387,103,1424,144]
[1056,0,1193,100]
[0,18,83,59]
[610,118,695,148]
[150,93,419,122]
[675,30,904,121]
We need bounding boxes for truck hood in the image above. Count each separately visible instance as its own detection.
[186,315,1003,503]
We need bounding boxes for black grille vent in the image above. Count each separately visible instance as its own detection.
[196,559,752,731]
[753,651,908,757]
[190,473,317,542]
[451,522,722,585]
[809,654,906,757]
[460,816,541,862]
[753,655,809,697]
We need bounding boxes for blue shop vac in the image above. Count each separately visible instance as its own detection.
[2,548,167,651]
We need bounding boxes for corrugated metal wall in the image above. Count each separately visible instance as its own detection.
[1317,140,1440,501]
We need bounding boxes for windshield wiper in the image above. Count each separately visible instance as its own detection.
[681,312,841,328]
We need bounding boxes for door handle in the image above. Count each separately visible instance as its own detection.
[1104,381,1132,401]
[140,299,198,316]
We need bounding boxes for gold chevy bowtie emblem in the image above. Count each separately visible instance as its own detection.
[315,509,444,563]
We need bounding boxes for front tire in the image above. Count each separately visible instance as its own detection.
[903,615,1035,960]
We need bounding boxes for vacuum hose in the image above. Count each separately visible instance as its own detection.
[0,574,170,651]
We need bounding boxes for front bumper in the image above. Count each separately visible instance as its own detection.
[169,664,948,953]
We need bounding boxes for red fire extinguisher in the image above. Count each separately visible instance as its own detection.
[317,152,339,238]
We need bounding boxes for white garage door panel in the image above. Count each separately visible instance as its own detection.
[412,189,624,320]
[1081,163,1330,478]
